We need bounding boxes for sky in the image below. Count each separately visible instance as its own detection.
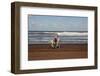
[28,15,88,32]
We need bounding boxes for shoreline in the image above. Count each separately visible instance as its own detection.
[28,44,88,60]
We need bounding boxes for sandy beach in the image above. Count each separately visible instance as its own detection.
[28,44,88,60]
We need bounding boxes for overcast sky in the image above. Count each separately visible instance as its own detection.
[28,15,88,32]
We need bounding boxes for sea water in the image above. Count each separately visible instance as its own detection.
[28,31,88,44]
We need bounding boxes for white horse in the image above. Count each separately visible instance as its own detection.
[49,38,60,48]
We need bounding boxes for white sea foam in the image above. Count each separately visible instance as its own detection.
[57,32,88,36]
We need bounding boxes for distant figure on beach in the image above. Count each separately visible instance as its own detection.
[49,34,60,48]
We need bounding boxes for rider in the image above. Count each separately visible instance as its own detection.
[53,34,60,48]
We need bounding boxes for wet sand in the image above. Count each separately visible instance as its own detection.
[28,44,88,60]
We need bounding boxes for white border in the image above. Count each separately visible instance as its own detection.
[20,7,95,70]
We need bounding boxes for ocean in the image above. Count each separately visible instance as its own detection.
[28,31,88,44]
